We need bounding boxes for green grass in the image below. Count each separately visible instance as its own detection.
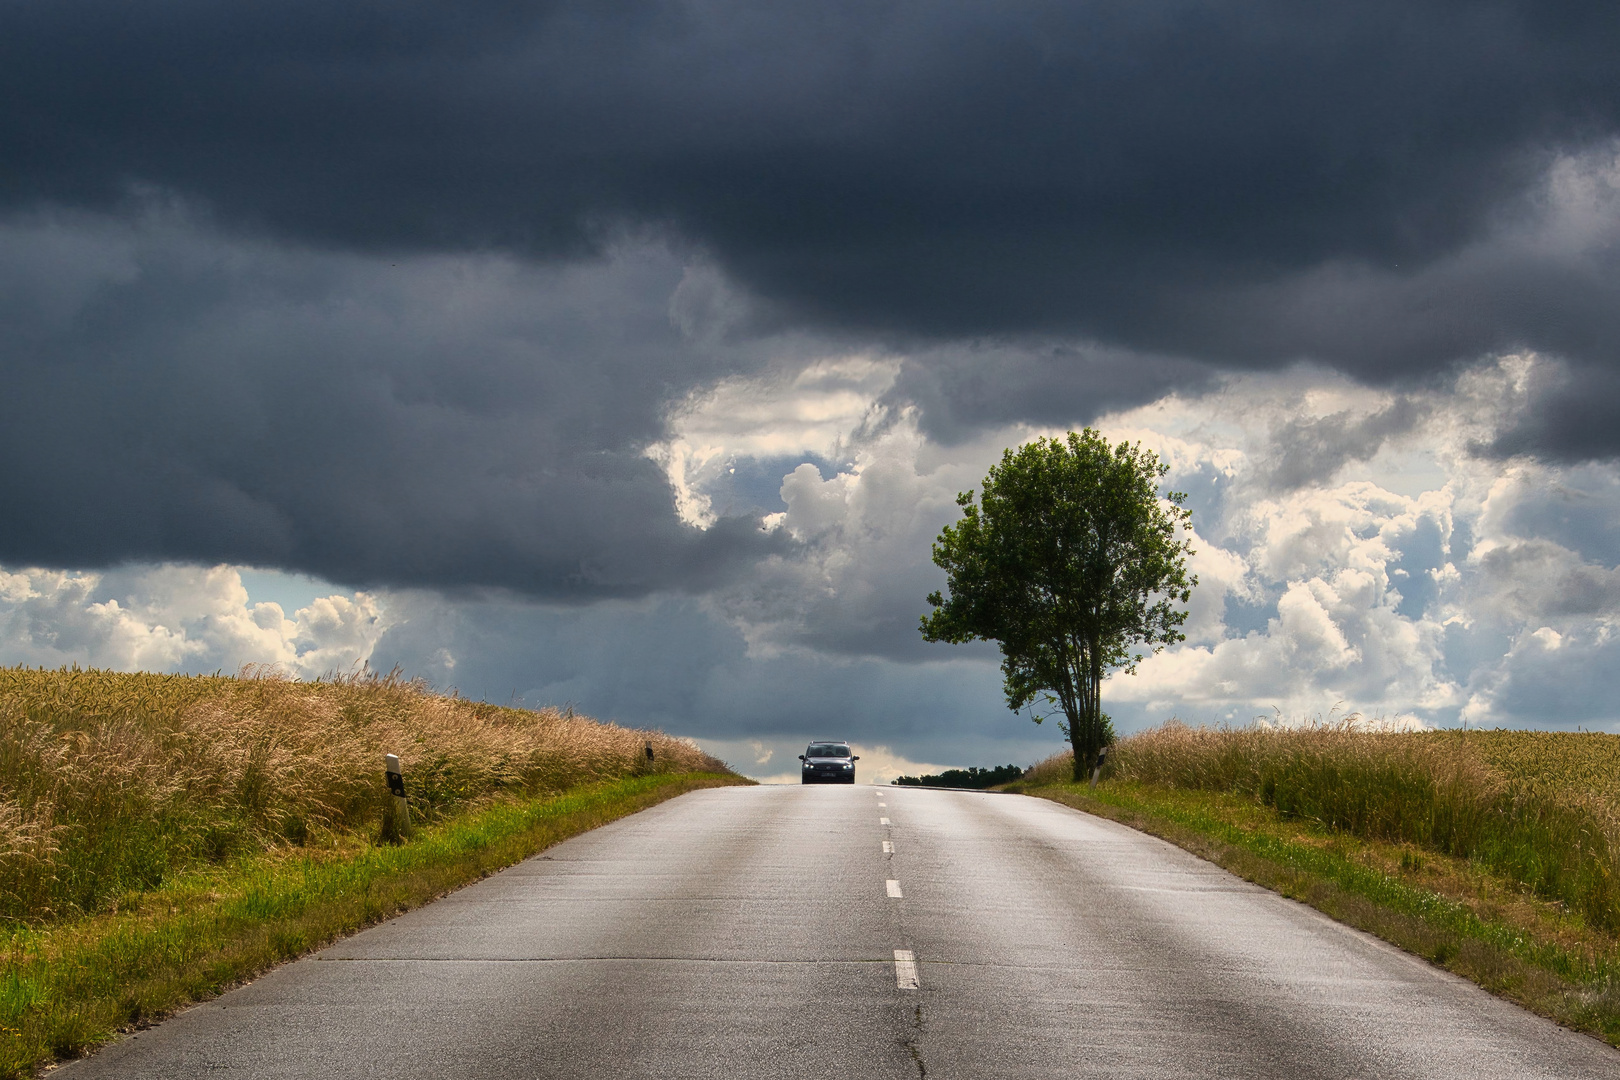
[0,771,747,1078]
[1012,778,1620,1046]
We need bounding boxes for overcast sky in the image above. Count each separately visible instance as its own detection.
[4,1,1620,780]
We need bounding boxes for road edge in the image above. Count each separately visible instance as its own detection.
[11,771,751,1079]
[1016,782,1620,1049]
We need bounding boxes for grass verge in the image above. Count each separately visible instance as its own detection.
[1,770,747,1078]
[1,665,729,922]
[1009,778,1620,1047]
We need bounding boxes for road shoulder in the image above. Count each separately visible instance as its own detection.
[1013,780,1620,1049]
[7,771,749,1079]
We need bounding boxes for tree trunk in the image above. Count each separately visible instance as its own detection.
[1066,641,1108,783]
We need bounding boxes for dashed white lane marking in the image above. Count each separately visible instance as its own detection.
[886,879,903,898]
[878,801,887,807]
[894,950,919,990]
[882,840,895,853]
[879,817,890,825]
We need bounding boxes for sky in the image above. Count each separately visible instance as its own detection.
[4,1,1620,781]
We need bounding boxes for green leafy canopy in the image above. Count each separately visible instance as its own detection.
[920,430,1196,780]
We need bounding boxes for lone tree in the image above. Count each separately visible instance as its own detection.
[921,430,1195,782]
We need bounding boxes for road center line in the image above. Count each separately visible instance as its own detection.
[886,879,903,898]
[879,816,890,825]
[893,949,919,990]
[878,801,887,807]
[882,840,894,853]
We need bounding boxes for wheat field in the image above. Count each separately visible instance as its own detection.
[0,664,726,923]
[1027,722,1620,932]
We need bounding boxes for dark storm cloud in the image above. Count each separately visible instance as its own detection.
[6,0,1620,595]
[1488,360,1620,463]
[887,342,1217,446]
[0,210,787,596]
[1265,397,1429,490]
[5,1,1619,356]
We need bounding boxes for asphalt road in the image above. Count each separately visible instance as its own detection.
[60,784,1620,1078]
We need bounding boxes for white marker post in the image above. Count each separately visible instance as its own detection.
[385,753,411,836]
[1090,745,1110,790]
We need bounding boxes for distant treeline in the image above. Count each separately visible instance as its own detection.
[892,764,1024,789]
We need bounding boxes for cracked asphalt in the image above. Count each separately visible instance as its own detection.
[57,784,1620,1078]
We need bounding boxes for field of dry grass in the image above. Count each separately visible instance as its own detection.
[0,664,727,924]
[1098,722,1620,930]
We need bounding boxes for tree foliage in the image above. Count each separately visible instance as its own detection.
[891,764,1024,789]
[920,430,1195,781]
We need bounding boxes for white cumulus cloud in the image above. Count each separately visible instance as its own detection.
[0,564,385,679]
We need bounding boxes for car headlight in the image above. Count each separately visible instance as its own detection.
[842,762,853,769]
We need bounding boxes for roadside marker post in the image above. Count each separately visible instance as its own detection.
[1090,745,1110,790]
[385,753,411,836]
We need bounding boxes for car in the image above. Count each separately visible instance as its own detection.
[800,741,859,784]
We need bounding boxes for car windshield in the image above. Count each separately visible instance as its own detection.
[807,744,850,758]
